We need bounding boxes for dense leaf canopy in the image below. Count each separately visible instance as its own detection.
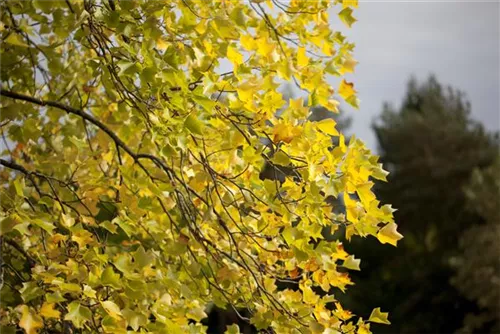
[340,77,499,334]
[0,1,399,333]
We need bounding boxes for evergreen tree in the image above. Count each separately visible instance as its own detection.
[341,76,499,333]
[452,159,500,333]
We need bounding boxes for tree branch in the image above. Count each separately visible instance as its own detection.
[1,89,139,160]
[0,89,205,206]
[4,238,36,267]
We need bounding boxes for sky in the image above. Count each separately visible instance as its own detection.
[329,1,500,151]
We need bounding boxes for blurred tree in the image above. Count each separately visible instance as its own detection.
[451,159,500,333]
[340,76,499,333]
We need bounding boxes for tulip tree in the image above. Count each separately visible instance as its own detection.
[0,0,402,333]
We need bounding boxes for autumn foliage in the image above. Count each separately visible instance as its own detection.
[0,1,401,333]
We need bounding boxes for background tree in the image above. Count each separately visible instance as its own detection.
[340,76,499,333]
[0,1,399,333]
[451,158,500,333]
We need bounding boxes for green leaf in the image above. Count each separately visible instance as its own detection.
[101,266,122,289]
[184,113,204,135]
[282,227,297,245]
[64,302,92,328]
[122,309,148,331]
[161,143,177,157]
[100,220,118,234]
[0,325,16,334]
[133,246,153,268]
[32,218,55,233]
[117,60,135,76]
[101,300,122,320]
[192,94,216,112]
[20,282,43,303]
[271,151,290,166]
[0,215,19,236]
[338,8,357,28]
[13,178,24,197]
[46,291,66,303]
[5,33,29,48]
[291,245,309,262]
[225,324,241,334]
[33,0,56,13]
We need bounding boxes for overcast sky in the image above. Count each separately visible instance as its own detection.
[328,1,500,151]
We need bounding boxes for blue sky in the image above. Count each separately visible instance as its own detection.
[330,1,499,150]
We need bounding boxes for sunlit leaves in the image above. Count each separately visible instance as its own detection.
[227,45,244,67]
[39,303,60,319]
[18,306,43,334]
[339,79,356,101]
[297,47,309,67]
[368,307,391,324]
[316,118,340,136]
[0,0,398,333]
[377,222,404,246]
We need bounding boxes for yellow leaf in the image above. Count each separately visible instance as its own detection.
[277,60,292,80]
[240,34,256,50]
[272,122,302,144]
[333,302,353,321]
[316,118,339,136]
[343,255,361,271]
[40,303,61,319]
[256,37,275,57]
[260,91,285,117]
[101,300,122,320]
[5,33,29,47]
[60,213,75,228]
[368,307,391,324]
[356,182,376,207]
[339,79,356,100]
[340,56,358,74]
[72,229,94,248]
[195,19,207,34]
[377,222,403,246]
[156,38,169,51]
[225,324,241,334]
[236,81,258,102]
[17,305,43,334]
[297,47,309,67]
[227,45,243,66]
[186,301,207,322]
[289,97,309,118]
[83,285,97,299]
[302,285,320,305]
[338,7,357,28]
[343,0,359,8]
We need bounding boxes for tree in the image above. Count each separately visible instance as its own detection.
[451,158,500,333]
[341,76,499,333]
[0,1,399,333]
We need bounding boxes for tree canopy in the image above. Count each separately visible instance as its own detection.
[452,158,500,333]
[340,76,499,333]
[0,1,399,333]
